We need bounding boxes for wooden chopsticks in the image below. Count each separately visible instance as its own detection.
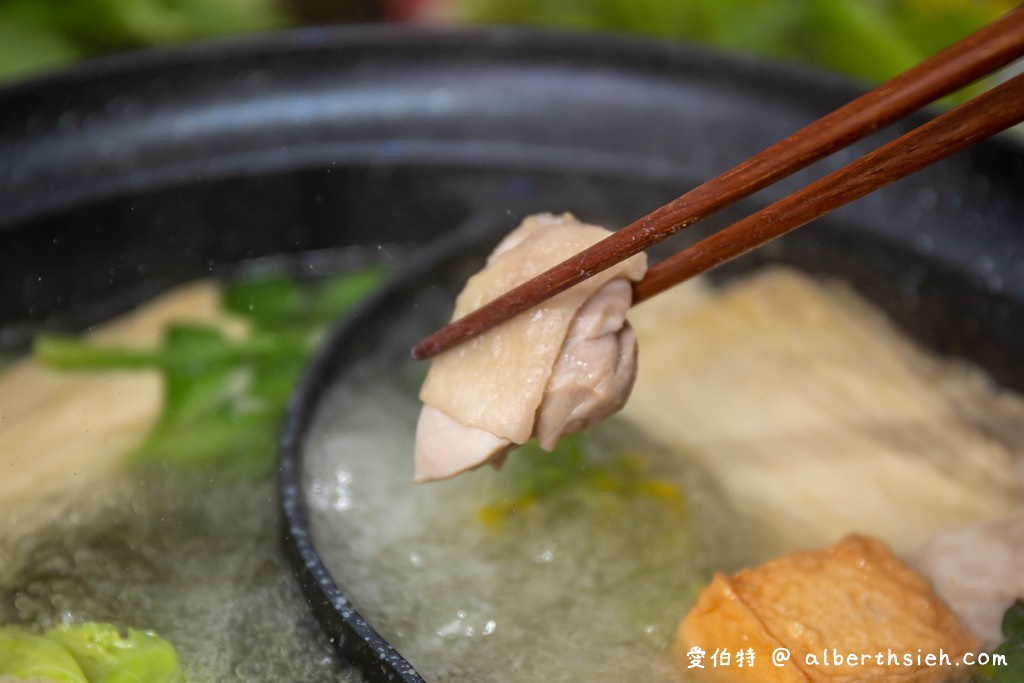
[412,6,1024,361]
[634,70,1024,303]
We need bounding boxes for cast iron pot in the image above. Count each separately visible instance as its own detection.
[1,24,1023,683]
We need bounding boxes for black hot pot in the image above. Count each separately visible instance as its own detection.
[1,25,1022,683]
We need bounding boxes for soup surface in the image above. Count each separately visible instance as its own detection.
[0,256,392,682]
[303,266,1024,683]
[305,362,772,682]
[0,473,360,682]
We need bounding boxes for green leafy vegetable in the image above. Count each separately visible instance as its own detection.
[0,0,291,82]
[1004,599,1024,640]
[454,0,1014,88]
[45,623,181,683]
[34,265,387,479]
[984,599,1024,682]
[477,434,685,528]
[0,8,81,81]
[222,266,386,331]
[0,623,181,683]
[0,627,88,683]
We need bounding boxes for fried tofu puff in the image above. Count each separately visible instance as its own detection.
[415,213,646,482]
[676,535,979,682]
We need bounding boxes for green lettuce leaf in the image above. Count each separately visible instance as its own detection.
[0,627,87,683]
[983,599,1024,682]
[453,0,1014,88]
[33,266,387,479]
[45,623,181,683]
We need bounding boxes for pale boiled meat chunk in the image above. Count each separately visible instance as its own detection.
[413,405,514,483]
[414,213,646,482]
[914,514,1024,648]
[534,278,637,450]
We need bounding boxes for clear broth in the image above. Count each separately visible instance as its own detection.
[0,472,360,682]
[304,327,776,682]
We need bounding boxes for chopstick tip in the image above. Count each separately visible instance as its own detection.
[412,329,447,360]
[411,340,432,361]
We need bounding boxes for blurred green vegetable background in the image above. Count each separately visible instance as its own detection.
[452,0,1017,85]
[0,0,1016,84]
[0,0,375,81]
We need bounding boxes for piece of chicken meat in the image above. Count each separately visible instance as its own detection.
[414,213,647,482]
[914,514,1024,648]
